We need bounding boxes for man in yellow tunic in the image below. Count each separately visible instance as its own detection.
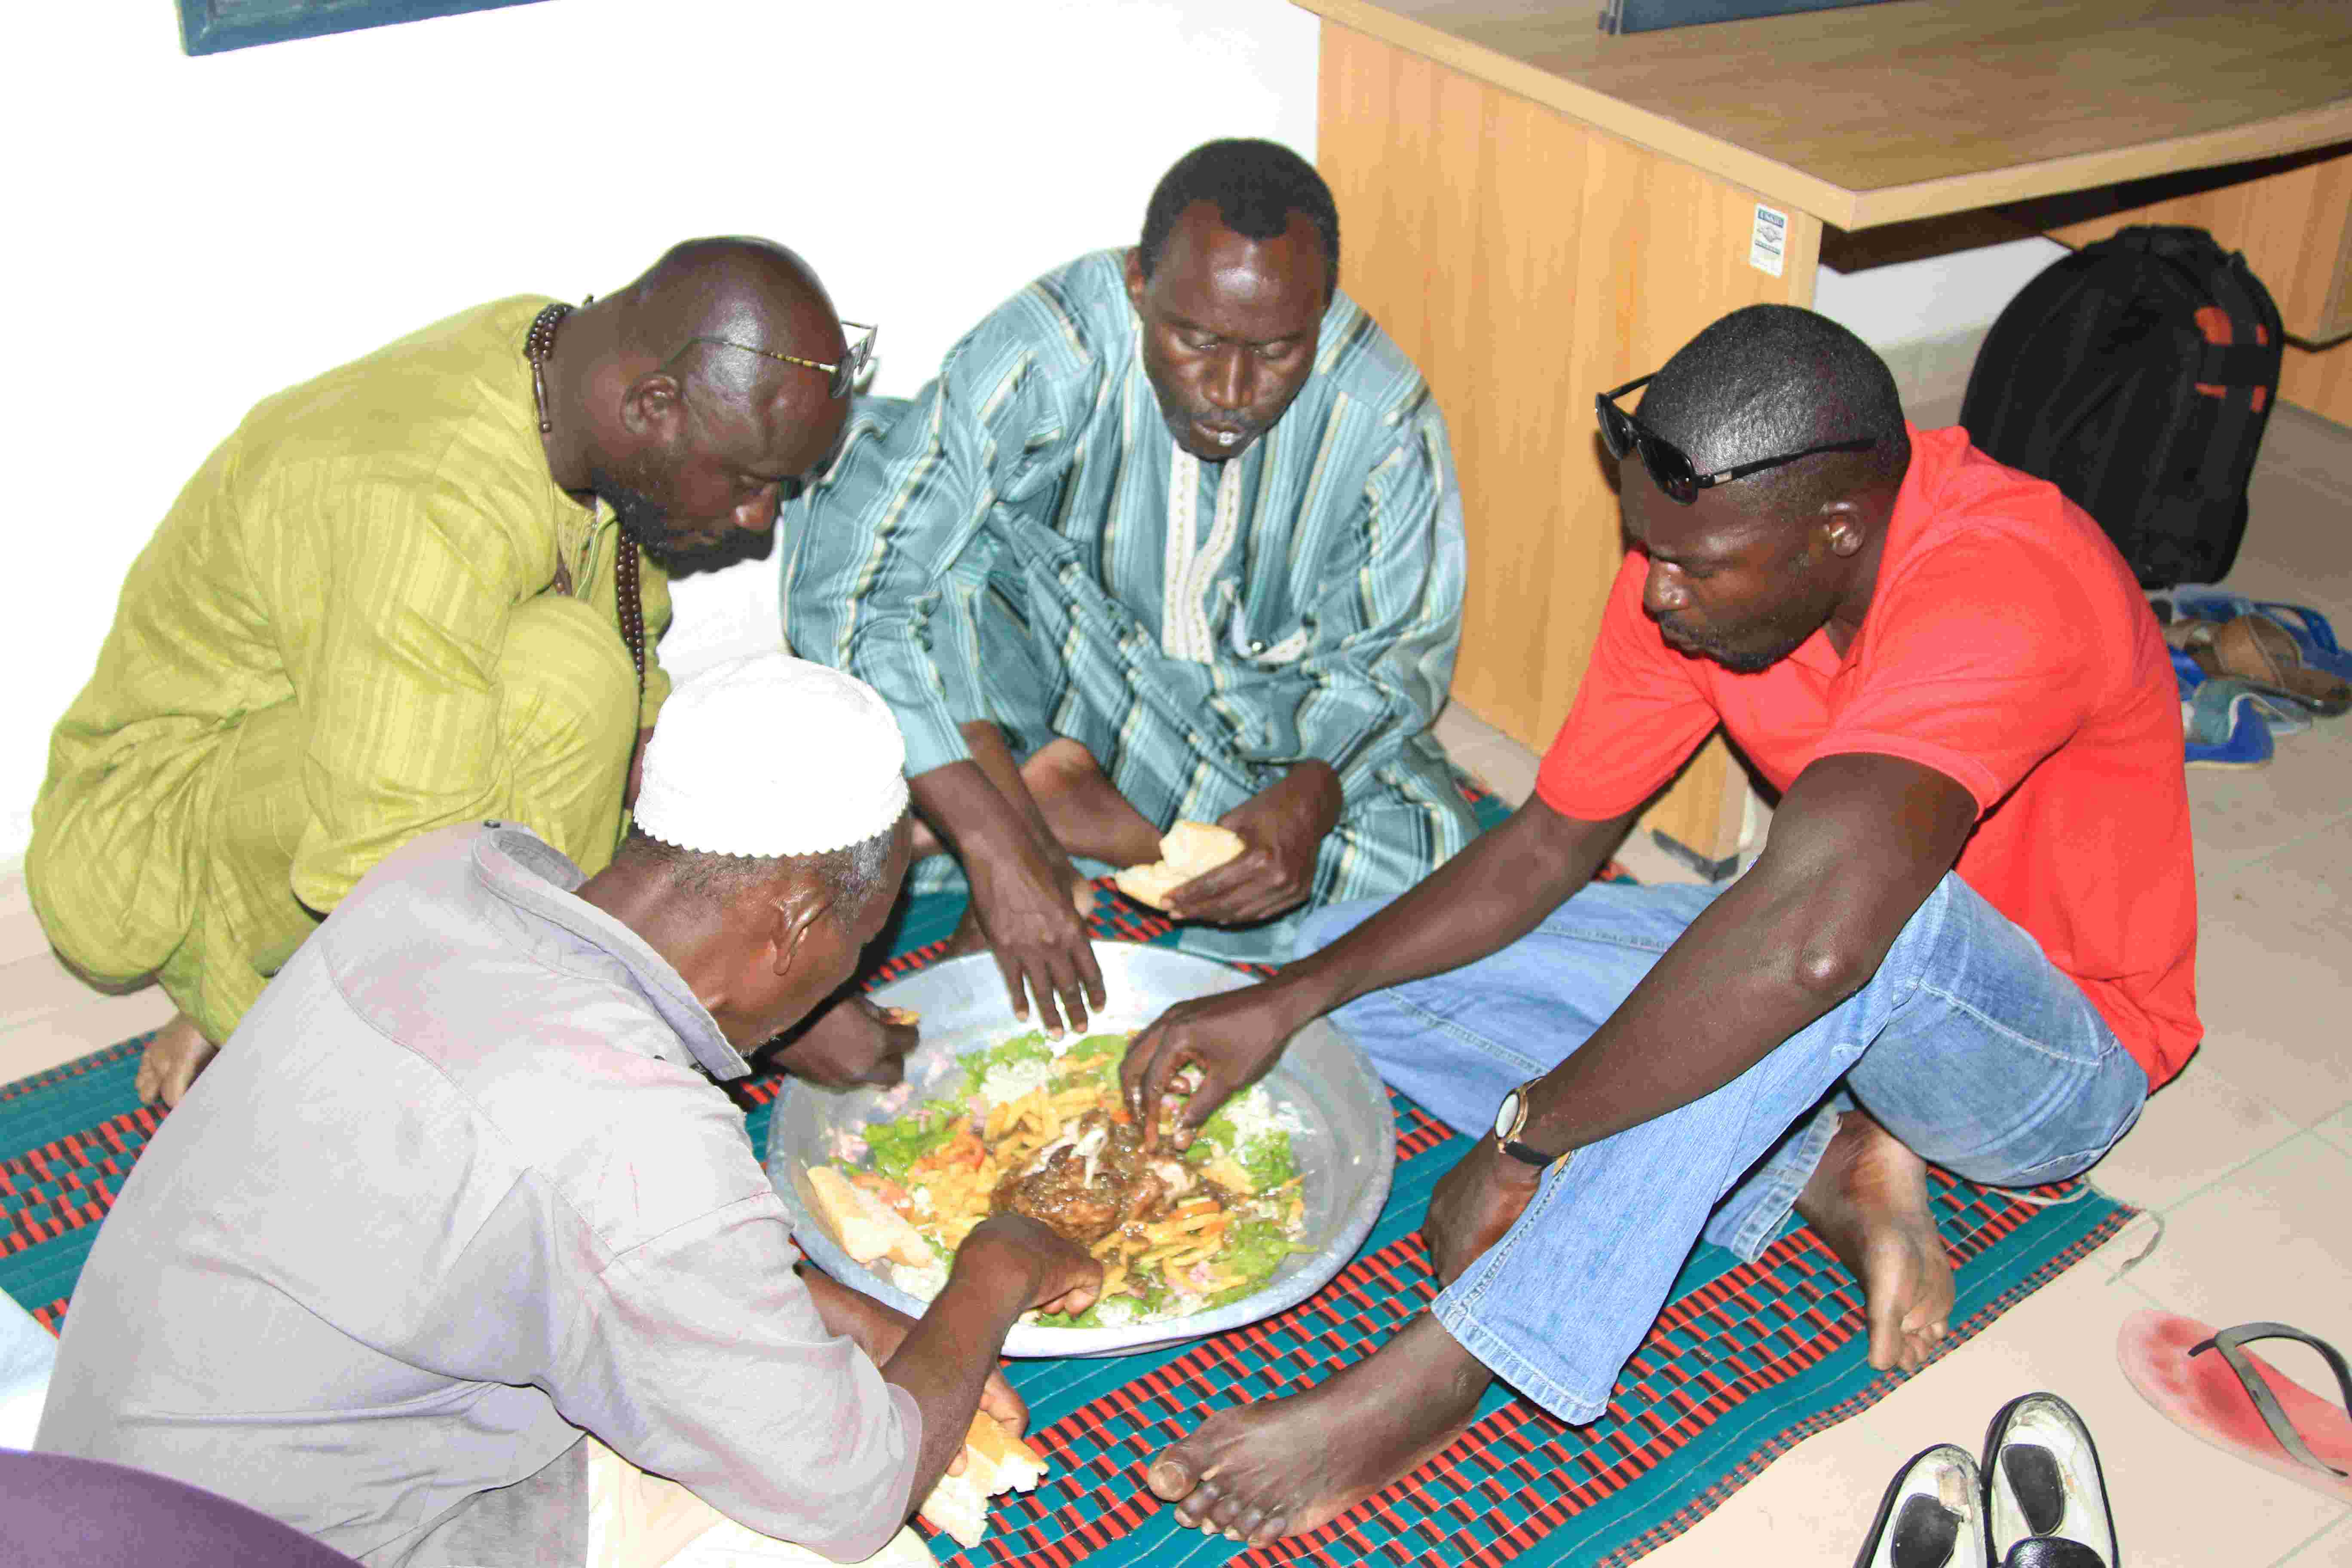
[31,237,863,1106]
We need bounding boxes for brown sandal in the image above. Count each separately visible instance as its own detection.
[2166,614,2352,716]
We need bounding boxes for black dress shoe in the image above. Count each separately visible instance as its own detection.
[1856,1444,1990,1568]
[1983,1393,2118,1567]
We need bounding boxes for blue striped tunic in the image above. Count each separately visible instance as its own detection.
[782,250,1474,958]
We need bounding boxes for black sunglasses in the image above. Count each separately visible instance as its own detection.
[1597,374,1879,504]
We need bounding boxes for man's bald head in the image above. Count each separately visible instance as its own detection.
[560,237,854,573]
[1636,306,1909,524]
[615,237,846,413]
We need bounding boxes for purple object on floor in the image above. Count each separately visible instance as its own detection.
[0,1449,359,1565]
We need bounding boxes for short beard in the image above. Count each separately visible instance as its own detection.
[1660,616,1814,675]
[589,469,720,575]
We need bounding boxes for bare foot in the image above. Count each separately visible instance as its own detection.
[1145,1314,1488,1546]
[940,900,992,960]
[1021,740,1163,868]
[135,1013,219,1109]
[1795,1109,1954,1373]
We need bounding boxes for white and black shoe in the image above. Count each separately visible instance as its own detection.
[1982,1393,2118,1567]
[1856,1444,1991,1568]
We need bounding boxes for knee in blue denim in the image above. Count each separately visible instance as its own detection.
[1295,896,1390,959]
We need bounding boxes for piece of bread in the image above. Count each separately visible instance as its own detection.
[918,1412,1051,1547]
[804,1166,932,1268]
[918,1471,991,1550]
[1113,821,1246,911]
[964,1411,1047,1492]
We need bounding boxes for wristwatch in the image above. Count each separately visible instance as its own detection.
[1491,1078,1565,1169]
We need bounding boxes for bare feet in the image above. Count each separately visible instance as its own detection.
[1795,1109,1954,1373]
[135,1012,219,1109]
[1145,1313,1489,1546]
[913,737,1152,881]
[1020,740,1163,868]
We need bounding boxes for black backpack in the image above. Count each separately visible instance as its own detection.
[1960,225,2283,589]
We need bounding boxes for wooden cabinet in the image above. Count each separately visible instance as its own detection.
[1318,19,1817,854]
[1302,0,2352,861]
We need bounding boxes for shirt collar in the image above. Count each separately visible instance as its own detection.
[469,822,754,1082]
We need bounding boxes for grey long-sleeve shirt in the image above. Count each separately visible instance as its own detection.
[37,823,920,1566]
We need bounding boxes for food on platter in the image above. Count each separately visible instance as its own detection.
[803,1166,931,1268]
[811,1030,1306,1329]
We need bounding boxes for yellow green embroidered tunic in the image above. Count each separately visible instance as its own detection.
[30,297,670,1042]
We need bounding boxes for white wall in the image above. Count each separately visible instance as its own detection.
[0,0,1318,855]
[1814,238,2067,352]
[3,0,2054,861]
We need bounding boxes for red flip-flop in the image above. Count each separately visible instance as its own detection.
[2117,1311,2352,1503]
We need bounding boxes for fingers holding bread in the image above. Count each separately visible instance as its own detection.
[1113,821,1246,913]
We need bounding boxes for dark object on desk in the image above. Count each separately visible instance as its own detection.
[1598,0,1895,35]
[1962,225,2283,590]
[176,0,549,57]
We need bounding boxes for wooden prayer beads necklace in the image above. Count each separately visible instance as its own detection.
[525,300,645,698]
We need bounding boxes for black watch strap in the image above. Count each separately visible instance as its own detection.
[1497,1136,1559,1168]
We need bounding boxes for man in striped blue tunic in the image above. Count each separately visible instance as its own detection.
[784,141,1474,1033]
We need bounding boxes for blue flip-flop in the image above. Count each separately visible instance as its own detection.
[2174,654,2312,741]
[2182,677,2295,769]
[2161,591,2352,683]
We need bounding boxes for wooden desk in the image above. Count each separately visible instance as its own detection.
[1298,0,2352,858]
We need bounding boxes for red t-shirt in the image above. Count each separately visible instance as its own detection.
[1536,425,2198,1087]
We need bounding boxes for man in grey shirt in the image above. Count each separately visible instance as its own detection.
[38,655,1100,1565]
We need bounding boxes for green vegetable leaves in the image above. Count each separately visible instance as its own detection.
[864,1105,959,1182]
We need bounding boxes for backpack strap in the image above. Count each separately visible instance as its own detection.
[2189,254,2281,503]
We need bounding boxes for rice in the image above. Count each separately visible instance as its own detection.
[977,1057,1053,1109]
[891,1256,949,1302]
[1223,1084,1304,1148]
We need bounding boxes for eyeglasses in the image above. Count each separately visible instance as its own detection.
[1596,374,1878,504]
[671,320,878,399]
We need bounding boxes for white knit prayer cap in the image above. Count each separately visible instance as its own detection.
[634,652,909,858]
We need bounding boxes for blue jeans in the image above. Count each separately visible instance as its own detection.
[1297,873,2148,1424]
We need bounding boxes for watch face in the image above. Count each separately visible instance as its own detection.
[1493,1089,1521,1141]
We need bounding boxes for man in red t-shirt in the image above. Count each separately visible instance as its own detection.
[1118,306,2196,1546]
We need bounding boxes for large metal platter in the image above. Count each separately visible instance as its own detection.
[765,943,1396,1357]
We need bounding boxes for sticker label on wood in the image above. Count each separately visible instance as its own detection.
[1749,203,1788,277]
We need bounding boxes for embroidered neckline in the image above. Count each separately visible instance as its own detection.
[1161,444,1244,663]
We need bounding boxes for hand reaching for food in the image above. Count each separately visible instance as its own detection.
[1120,981,1317,1151]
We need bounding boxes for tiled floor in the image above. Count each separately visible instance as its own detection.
[3,406,2349,1563]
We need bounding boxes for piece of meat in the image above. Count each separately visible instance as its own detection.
[992,1110,1183,1245]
